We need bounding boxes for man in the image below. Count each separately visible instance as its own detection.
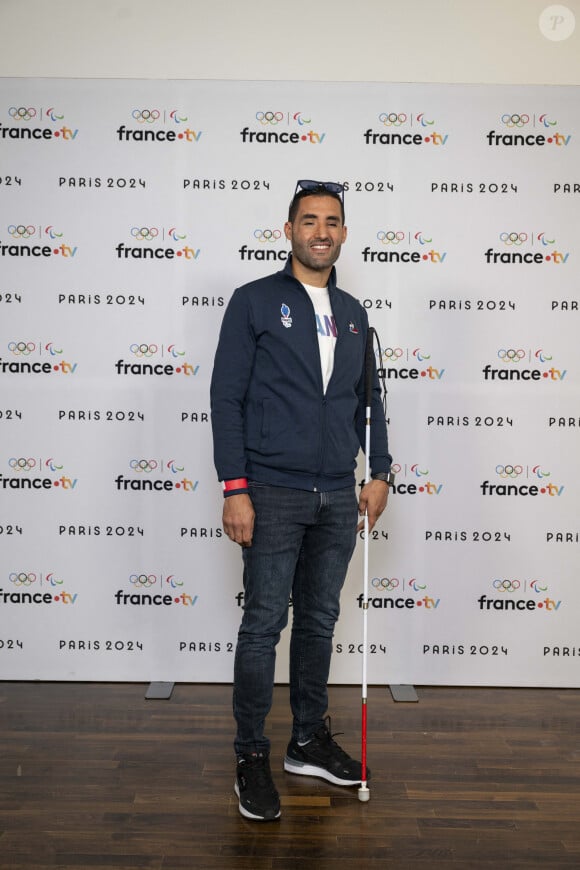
[210,180,392,821]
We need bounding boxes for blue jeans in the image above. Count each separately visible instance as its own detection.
[233,483,358,755]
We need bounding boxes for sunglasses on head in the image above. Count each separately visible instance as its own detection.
[294,179,345,201]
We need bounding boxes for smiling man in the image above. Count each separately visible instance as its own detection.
[210,180,392,821]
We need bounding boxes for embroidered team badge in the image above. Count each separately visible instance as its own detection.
[348,321,359,334]
[281,303,293,328]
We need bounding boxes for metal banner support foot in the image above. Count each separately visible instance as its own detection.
[389,684,419,702]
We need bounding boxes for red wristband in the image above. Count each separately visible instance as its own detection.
[222,478,249,493]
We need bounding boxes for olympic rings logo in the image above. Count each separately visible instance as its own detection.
[501,113,530,127]
[495,465,523,478]
[390,463,402,474]
[254,229,282,243]
[8,341,36,356]
[372,577,399,590]
[377,231,404,244]
[493,579,521,592]
[256,111,284,125]
[9,107,36,121]
[8,225,36,239]
[9,458,36,471]
[130,343,158,357]
[130,574,157,587]
[498,349,525,363]
[499,232,528,246]
[130,459,158,473]
[378,113,407,126]
[381,347,403,360]
[132,109,160,124]
[9,572,37,586]
[131,227,159,241]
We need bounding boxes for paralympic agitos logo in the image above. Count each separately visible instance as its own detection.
[486,113,571,147]
[116,108,202,142]
[480,464,564,497]
[364,112,449,146]
[1,224,78,259]
[0,105,79,141]
[0,341,78,376]
[362,230,447,264]
[240,111,326,144]
[484,231,569,265]
[115,226,200,261]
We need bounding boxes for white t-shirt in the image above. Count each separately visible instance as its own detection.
[302,283,336,393]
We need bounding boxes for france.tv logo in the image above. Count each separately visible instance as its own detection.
[0,341,78,376]
[117,108,201,142]
[482,348,566,382]
[115,226,199,260]
[484,231,569,265]
[1,106,79,140]
[378,347,445,382]
[364,112,448,146]
[240,110,326,144]
[1,224,78,258]
[114,458,198,493]
[486,113,571,147]
[362,230,447,264]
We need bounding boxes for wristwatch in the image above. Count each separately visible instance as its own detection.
[371,471,396,486]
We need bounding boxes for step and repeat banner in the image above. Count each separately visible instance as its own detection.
[1,79,579,686]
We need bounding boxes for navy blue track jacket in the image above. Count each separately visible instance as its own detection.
[210,256,391,492]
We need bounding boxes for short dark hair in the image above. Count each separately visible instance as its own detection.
[287,187,345,224]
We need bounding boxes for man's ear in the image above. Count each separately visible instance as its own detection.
[284,220,292,241]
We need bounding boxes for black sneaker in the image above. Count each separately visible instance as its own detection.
[284,716,370,786]
[234,752,281,821]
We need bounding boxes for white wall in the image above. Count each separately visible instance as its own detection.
[0,0,579,84]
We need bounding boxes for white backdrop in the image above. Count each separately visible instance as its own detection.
[1,78,579,686]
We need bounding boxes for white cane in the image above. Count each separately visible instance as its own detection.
[358,326,375,803]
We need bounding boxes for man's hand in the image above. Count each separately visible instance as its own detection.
[223,493,255,546]
[357,479,389,532]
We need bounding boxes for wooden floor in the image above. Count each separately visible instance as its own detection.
[1,683,580,869]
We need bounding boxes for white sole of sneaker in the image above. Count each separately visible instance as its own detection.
[283,756,362,787]
[234,781,281,821]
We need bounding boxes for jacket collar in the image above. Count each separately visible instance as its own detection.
[282,254,338,292]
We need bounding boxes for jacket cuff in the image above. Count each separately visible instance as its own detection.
[222,478,249,498]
